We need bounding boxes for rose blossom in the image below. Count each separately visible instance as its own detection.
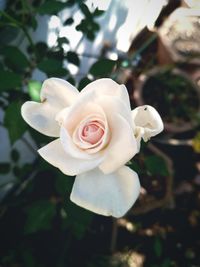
[21,78,163,217]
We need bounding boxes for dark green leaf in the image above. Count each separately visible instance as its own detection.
[78,77,92,90]
[161,259,171,267]
[130,161,141,174]
[37,1,66,15]
[24,200,56,234]
[30,16,38,31]
[154,237,162,258]
[89,59,116,77]
[28,80,42,102]
[66,51,80,66]
[93,8,104,17]
[65,0,76,7]
[2,46,29,71]
[86,31,95,41]
[13,166,21,177]
[0,163,11,174]
[11,149,20,162]
[79,3,91,17]
[65,200,93,239]
[67,76,75,85]
[144,155,169,176]
[35,42,48,59]
[64,17,74,26]
[38,58,67,77]
[21,250,35,267]
[57,37,69,47]
[91,21,100,32]
[0,26,20,45]
[0,70,22,91]
[4,102,27,144]
[55,173,73,196]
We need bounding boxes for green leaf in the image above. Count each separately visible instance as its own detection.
[79,3,91,17]
[0,26,20,45]
[65,0,76,7]
[24,200,56,234]
[0,70,22,91]
[2,46,29,71]
[4,102,27,144]
[65,201,93,239]
[37,1,66,15]
[11,149,20,162]
[161,259,171,267]
[78,77,92,90]
[86,31,95,41]
[89,59,116,77]
[91,21,100,32]
[28,80,42,102]
[130,161,141,174]
[21,250,35,267]
[154,237,162,258]
[38,58,67,77]
[13,166,21,177]
[67,76,75,85]
[35,42,48,59]
[93,8,104,17]
[57,37,69,47]
[55,173,73,196]
[64,17,74,26]
[66,51,80,66]
[144,155,169,176]
[0,163,11,174]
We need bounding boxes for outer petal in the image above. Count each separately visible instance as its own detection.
[80,78,131,108]
[21,78,79,137]
[131,105,164,142]
[99,114,138,174]
[38,139,104,175]
[70,166,140,218]
[95,95,133,128]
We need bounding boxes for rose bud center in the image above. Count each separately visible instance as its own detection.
[81,122,104,145]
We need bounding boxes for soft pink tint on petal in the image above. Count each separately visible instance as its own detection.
[38,139,104,176]
[60,126,99,159]
[81,122,104,144]
[70,166,141,218]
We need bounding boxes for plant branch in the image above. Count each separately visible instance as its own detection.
[0,10,36,55]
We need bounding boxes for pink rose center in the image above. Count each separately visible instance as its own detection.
[81,122,104,145]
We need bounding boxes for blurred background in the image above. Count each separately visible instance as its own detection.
[0,0,200,266]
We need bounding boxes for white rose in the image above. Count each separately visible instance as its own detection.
[21,78,163,217]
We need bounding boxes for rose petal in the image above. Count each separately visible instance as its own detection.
[60,126,102,159]
[70,166,140,218]
[99,114,138,174]
[38,139,104,175]
[131,105,164,142]
[95,95,134,128]
[21,78,79,137]
[58,101,106,134]
[59,102,109,158]
[81,78,130,108]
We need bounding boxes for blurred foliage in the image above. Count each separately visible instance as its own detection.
[142,68,199,123]
[192,131,200,153]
